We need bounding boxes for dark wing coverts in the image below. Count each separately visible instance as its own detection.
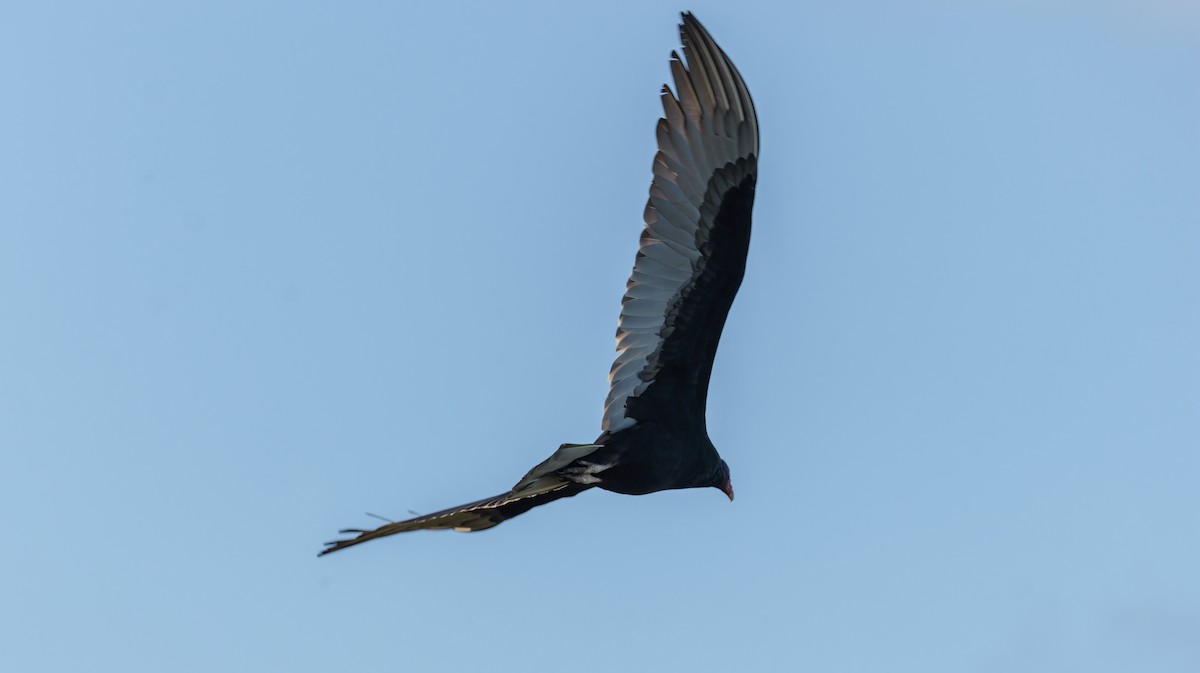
[602,13,759,433]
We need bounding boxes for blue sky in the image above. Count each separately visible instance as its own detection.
[2,1,1197,671]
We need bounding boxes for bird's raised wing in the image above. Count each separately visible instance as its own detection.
[602,13,759,434]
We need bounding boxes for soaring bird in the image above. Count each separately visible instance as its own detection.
[321,13,758,556]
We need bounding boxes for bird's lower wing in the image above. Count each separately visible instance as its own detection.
[319,476,591,556]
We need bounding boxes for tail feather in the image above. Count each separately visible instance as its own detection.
[319,477,591,556]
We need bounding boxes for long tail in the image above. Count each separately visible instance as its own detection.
[319,477,592,556]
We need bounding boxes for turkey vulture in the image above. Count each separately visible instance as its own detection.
[321,13,758,556]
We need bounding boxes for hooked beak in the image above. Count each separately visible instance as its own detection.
[720,477,734,501]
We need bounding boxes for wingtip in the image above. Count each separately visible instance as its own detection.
[318,538,357,557]
[679,12,704,36]
[319,531,370,557]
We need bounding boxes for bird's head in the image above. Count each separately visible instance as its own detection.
[713,459,734,501]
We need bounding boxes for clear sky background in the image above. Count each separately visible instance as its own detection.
[2,1,1197,671]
